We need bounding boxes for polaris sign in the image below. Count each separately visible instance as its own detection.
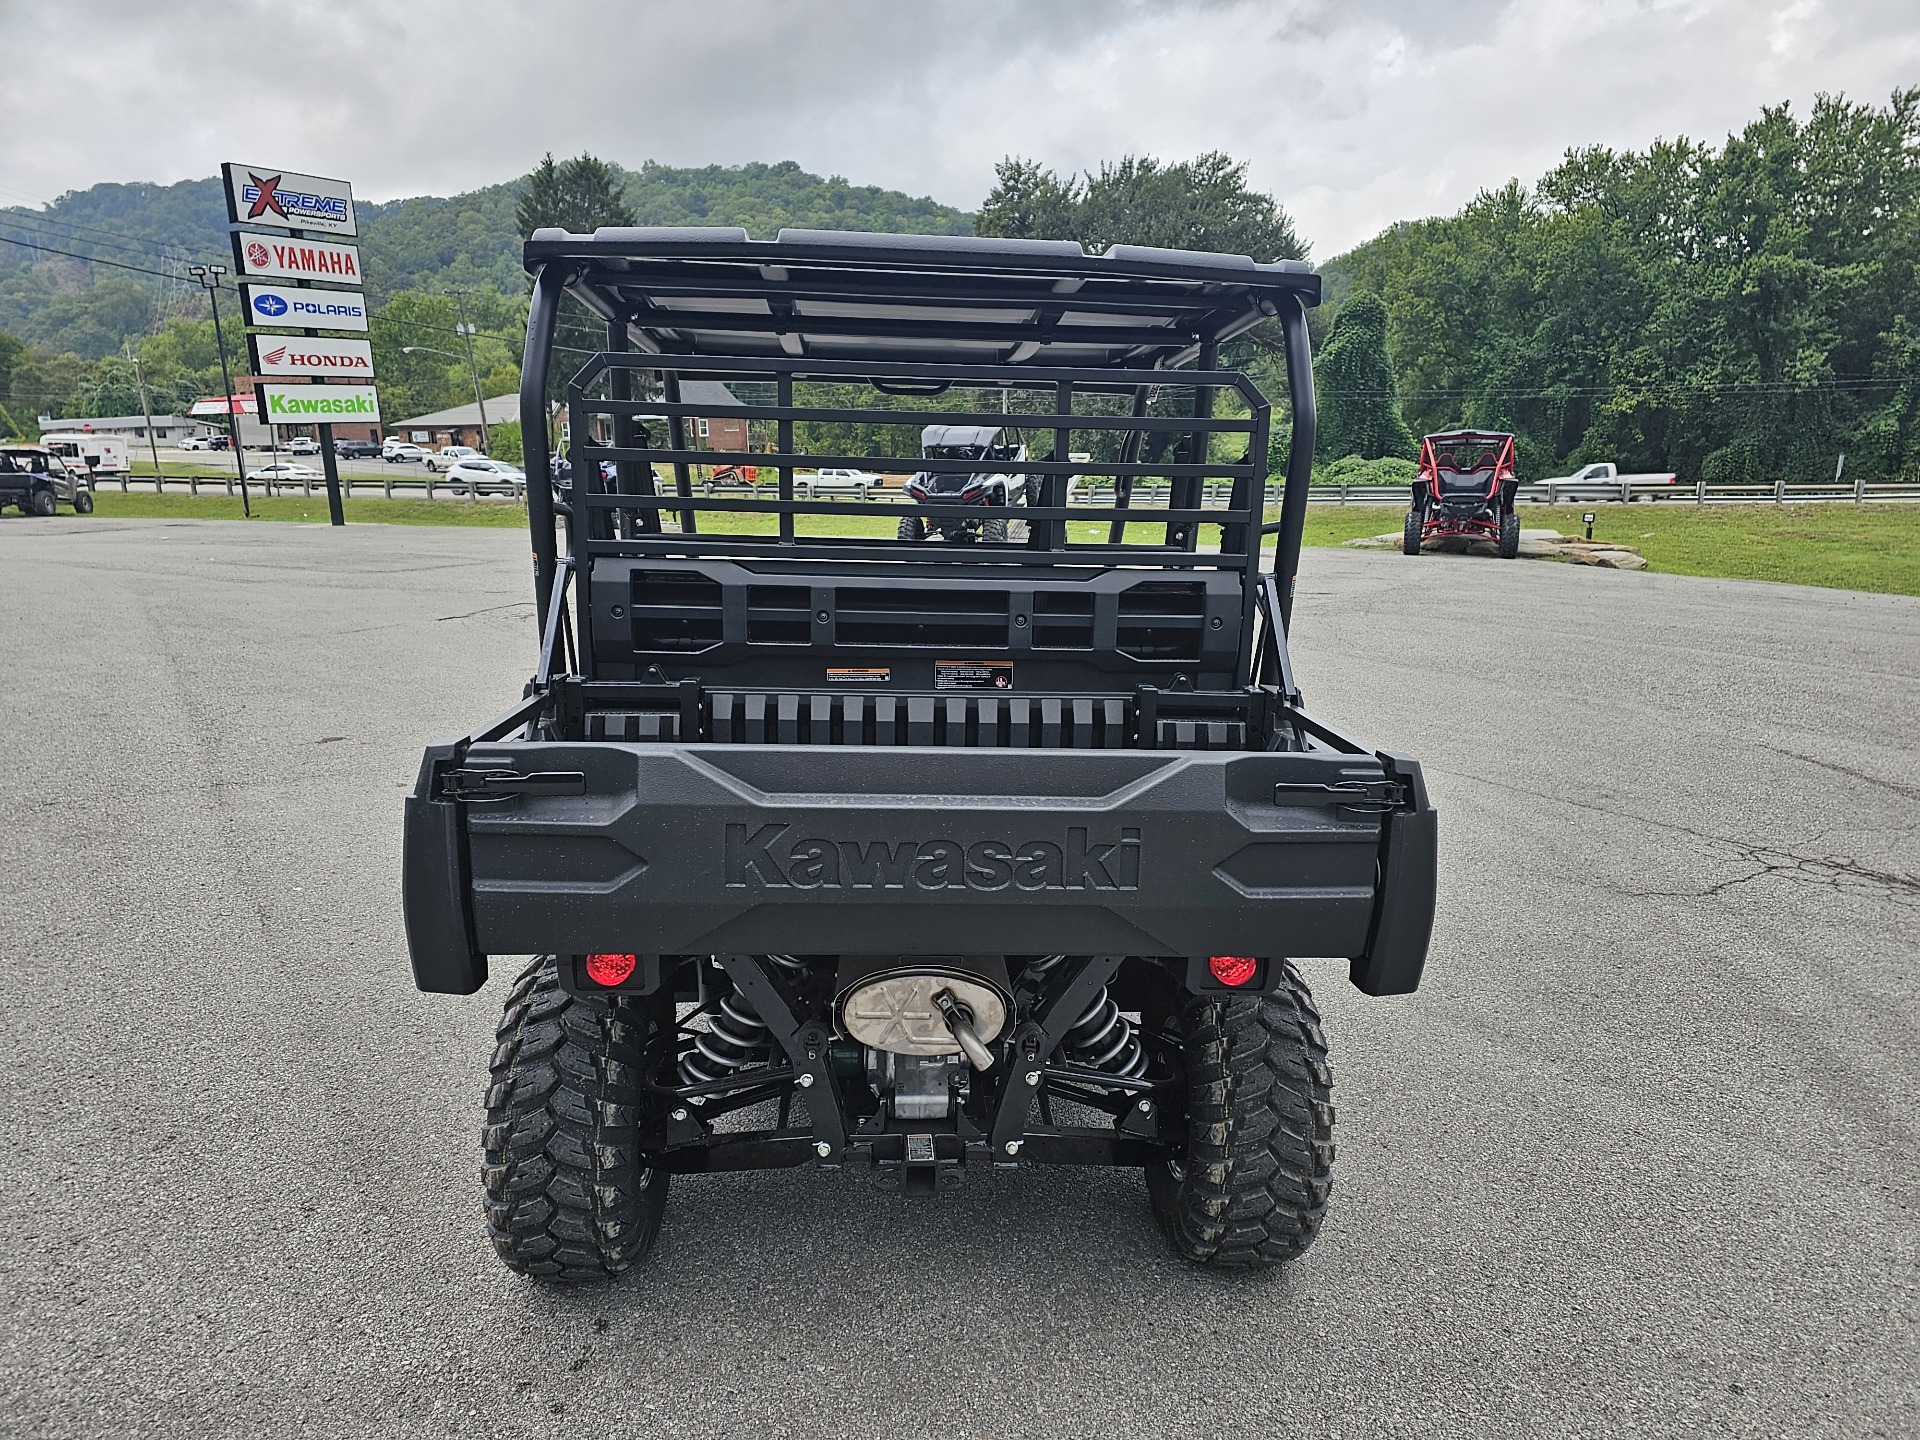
[248,334,375,378]
[255,384,382,423]
[244,284,368,333]
[221,163,357,237]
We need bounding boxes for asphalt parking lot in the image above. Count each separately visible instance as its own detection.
[1,517,1914,1439]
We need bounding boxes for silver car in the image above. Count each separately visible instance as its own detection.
[443,458,526,497]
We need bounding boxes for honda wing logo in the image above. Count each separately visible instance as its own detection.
[725,825,1141,892]
[262,345,288,365]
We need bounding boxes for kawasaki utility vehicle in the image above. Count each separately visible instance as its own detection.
[403,228,1438,1280]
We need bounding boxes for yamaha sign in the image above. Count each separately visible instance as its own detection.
[222,163,357,237]
[244,284,368,333]
[232,234,362,285]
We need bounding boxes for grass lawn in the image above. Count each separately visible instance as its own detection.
[82,491,529,527]
[51,493,1920,596]
[1305,504,1919,595]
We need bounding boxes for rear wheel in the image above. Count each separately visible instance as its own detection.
[1497,511,1520,558]
[1402,510,1422,555]
[897,513,926,541]
[482,956,669,1282]
[28,488,56,517]
[1148,965,1334,1268]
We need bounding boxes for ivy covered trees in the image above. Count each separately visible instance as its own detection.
[1335,90,1920,482]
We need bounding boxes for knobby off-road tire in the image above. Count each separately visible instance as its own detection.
[1148,966,1334,1269]
[1497,511,1520,558]
[1402,510,1423,555]
[483,956,668,1282]
[74,490,94,514]
[983,516,1008,544]
[29,488,57,517]
[897,513,926,541]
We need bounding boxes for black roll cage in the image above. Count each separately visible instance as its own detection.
[514,231,1320,699]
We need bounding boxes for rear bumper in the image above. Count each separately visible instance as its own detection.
[403,739,1437,998]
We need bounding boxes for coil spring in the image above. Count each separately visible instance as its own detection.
[678,955,806,1085]
[1027,955,1147,1080]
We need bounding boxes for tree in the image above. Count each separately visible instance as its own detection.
[1339,88,1920,483]
[516,152,636,237]
[975,159,1079,241]
[976,151,1304,261]
[1314,293,1415,464]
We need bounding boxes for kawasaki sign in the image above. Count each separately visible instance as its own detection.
[255,384,381,422]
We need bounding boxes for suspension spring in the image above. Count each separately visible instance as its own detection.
[1027,955,1147,1080]
[677,955,806,1085]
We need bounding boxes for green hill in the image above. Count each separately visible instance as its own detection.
[0,161,974,358]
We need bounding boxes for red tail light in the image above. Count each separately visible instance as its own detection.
[584,952,637,987]
[1208,955,1259,988]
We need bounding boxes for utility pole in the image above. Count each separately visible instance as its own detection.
[124,342,166,494]
[190,263,250,517]
[454,294,490,453]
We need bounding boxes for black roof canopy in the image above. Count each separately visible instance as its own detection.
[524,227,1320,371]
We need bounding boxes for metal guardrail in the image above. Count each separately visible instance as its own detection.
[115,467,1920,506]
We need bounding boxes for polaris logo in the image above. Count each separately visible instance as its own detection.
[725,824,1141,892]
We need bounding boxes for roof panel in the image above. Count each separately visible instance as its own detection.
[526,227,1319,369]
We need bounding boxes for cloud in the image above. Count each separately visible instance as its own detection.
[0,0,1915,256]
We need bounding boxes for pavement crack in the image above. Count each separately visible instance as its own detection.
[435,601,536,623]
[1754,743,1920,802]
[1441,765,1920,902]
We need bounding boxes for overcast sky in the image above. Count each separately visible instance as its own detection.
[3,0,1915,257]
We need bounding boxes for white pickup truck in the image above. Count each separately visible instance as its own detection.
[1522,461,1680,503]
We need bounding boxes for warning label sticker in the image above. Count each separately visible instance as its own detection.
[935,660,1013,691]
[827,667,891,684]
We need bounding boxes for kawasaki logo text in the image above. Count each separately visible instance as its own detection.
[724,825,1141,891]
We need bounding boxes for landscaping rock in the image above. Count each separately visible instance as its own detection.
[1345,525,1648,569]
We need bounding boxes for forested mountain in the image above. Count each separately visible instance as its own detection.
[0,161,973,359]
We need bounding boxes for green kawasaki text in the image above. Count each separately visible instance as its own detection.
[265,392,378,416]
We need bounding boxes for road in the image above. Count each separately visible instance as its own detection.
[0,516,1914,1439]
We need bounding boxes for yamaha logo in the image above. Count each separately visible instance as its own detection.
[246,241,270,267]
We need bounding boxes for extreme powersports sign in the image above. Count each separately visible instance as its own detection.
[221,164,357,237]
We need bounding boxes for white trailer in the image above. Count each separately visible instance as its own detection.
[39,433,130,476]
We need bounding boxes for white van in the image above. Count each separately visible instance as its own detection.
[40,433,130,476]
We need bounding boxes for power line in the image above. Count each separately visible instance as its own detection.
[0,209,199,269]
[0,230,207,284]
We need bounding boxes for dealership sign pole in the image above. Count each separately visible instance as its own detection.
[226,163,376,527]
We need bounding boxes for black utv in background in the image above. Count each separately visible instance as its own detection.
[403,228,1438,1280]
[0,446,95,515]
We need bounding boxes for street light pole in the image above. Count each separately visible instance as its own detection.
[190,262,250,517]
